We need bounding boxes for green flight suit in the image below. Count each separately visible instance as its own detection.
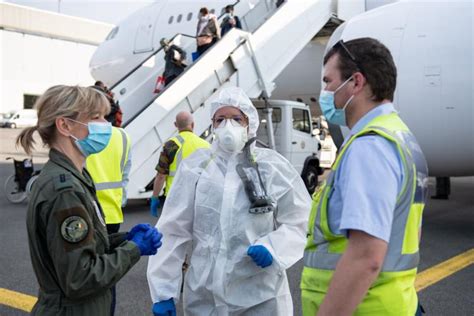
[26,149,141,315]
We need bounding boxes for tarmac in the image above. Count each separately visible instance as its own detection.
[0,128,473,315]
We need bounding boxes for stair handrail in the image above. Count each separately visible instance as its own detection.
[109,33,192,90]
[121,1,281,127]
[110,0,241,90]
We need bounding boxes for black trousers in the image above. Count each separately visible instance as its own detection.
[197,37,217,56]
[164,74,178,87]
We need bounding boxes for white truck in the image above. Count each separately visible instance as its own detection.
[147,99,323,197]
[253,99,323,193]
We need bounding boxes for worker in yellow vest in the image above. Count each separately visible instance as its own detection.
[301,38,429,316]
[150,111,210,217]
[87,126,131,232]
[85,116,132,316]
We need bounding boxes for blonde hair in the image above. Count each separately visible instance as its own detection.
[16,85,111,155]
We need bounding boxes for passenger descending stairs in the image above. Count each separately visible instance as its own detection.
[111,0,336,199]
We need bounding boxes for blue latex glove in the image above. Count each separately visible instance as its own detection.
[131,227,163,256]
[247,245,273,268]
[126,223,152,240]
[150,196,161,217]
[152,299,176,316]
[150,229,163,250]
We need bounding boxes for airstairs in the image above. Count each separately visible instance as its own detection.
[110,0,338,199]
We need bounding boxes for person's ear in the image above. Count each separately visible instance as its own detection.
[352,72,366,94]
[56,117,72,137]
[191,122,195,130]
[174,121,177,128]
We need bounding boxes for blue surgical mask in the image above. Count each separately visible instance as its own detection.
[68,119,112,157]
[319,76,354,126]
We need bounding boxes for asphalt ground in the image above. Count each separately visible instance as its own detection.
[0,128,473,315]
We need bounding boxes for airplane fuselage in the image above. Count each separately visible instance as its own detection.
[90,0,474,177]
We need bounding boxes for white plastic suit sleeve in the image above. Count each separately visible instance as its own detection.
[252,150,312,271]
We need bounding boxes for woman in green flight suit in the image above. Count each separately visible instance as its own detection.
[16,85,162,315]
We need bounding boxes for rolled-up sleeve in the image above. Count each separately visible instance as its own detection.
[155,140,179,175]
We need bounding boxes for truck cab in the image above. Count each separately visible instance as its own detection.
[253,99,323,193]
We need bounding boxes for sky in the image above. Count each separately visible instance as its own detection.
[5,0,155,24]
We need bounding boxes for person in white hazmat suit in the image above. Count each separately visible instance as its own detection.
[147,87,311,316]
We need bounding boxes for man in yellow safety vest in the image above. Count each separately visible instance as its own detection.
[150,111,210,217]
[301,38,429,316]
[86,118,132,316]
[87,128,131,232]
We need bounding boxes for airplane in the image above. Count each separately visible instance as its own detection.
[90,0,474,198]
[90,0,246,86]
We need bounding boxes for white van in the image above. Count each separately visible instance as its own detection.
[3,109,38,128]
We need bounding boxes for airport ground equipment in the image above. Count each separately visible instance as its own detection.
[97,0,338,198]
[4,157,40,203]
[253,100,323,193]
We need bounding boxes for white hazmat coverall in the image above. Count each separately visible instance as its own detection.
[147,87,311,315]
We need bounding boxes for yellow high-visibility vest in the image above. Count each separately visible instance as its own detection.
[165,131,210,195]
[301,113,428,315]
[86,127,131,224]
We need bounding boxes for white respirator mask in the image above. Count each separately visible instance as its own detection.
[214,119,248,153]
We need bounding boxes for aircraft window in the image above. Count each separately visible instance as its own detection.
[105,27,119,41]
[187,12,193,21]
[177,14,183,23]
[292,108,311,134]
[168,16,174,24]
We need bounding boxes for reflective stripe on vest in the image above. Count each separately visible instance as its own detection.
[165,131,210,195]
[94,128,129,190]
[304,124,418,272]
[301,113,428,316]
[86,127,130,224]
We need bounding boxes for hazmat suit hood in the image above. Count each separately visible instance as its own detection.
[210,87,259,138]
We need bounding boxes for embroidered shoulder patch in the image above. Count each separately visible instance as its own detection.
[60,216,89,243]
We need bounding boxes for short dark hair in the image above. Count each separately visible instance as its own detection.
[199,7,209,15]
[324,37,397,102]
[90,84,106,93]
[225,5,234,12]
[94,80,105,88]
